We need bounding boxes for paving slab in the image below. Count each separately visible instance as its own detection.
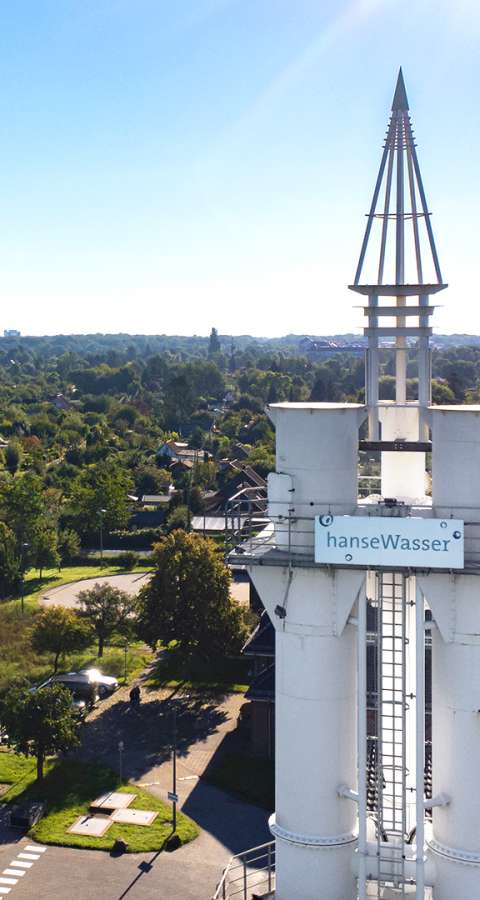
[91,791,136,811]
[68,815,112,837]
[110,808,158,826]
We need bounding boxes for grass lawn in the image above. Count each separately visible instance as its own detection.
[144,646,249,694]
[204,751,274,810]
[0,750,37,790]
[0,565,154,691]
[0,753,199,852]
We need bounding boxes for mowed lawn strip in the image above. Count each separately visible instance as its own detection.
[1,755,199,852]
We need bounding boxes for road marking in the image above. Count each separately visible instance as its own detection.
[0,889,11,895]
[3,870,24,877]
[10,861,32,868]
[24,846,46,853]
[0,879,17,885]
[17,853,39,861]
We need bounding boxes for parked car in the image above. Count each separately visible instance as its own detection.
[31,678,89,718]
[78,668,119,697]
[55,669,119,699]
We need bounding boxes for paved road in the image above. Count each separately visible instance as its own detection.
[0,802,268,900]
[41,574,250,609]
[40,574,151,610]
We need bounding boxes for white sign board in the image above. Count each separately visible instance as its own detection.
[315,515,464,569]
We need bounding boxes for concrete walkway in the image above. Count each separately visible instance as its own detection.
[73,677,271,897]
[0,682,270,899]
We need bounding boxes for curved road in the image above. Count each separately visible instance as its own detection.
[41,572,250,609]
[40,572,151,609]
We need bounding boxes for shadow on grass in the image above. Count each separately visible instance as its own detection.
[144,647,249,695]
[24,574,61,596]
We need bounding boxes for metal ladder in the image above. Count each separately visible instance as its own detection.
[375,571,408,896]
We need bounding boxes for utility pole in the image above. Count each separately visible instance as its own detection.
[172,704,177,832]
[20,542,29,615]
[98,508,106,563]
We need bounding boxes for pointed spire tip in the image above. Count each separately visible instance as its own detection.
[392,67,409,111]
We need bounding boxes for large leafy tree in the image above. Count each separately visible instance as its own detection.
[68,459,134,539]
[136,531,247,660]
[77,583,137,656]
[0,682,80,781]
[0,472,46,544]
[31,521,60,578]
[0,521,21,598]
[31,607,92,673]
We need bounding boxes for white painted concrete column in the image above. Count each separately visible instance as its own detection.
[417,573,480,899]
[380,404,426,500]
[250,566,365,900]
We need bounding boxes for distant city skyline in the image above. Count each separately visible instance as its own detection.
[0,1,478,337]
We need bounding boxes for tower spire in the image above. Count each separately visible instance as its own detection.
[392,67,409,111]
[349,70,447,442]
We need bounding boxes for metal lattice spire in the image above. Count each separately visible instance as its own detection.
[349,69,447,440]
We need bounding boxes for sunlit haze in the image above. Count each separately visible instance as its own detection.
[0,0,478,337]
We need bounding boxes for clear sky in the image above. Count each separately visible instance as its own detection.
[0,0,478,337]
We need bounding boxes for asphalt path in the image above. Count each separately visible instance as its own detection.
[40,574,151,610]
[40,573,250,609]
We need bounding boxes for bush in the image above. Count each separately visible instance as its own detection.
[107,528,163,550]
[116,551,138,570]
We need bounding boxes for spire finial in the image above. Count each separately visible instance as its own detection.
[392,67,409,111]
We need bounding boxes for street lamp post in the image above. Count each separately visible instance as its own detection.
[98,508,107,564]
[124,640,128,683]
[118,740,124,783]
[172,705,177,832]
[20,541,29,615]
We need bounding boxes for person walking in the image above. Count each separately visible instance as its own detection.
[129,684,141,708]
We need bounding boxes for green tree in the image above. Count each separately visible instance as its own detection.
[135,465,171,497]
[136,531,247,660]
[432,378,456,405]
[5,441,22,475]
[165,504,190,532]
[1,472,46,545]
[0,682,80,781]
[69,460,134,538]
[58,528,81,565]
[0,521,20,598]
[208,327,221,356]
[77,583,137,656]
[31,521,60,578]
[31,607,92,673]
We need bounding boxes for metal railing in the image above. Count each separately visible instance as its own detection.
[225,492,480,571]
[213,841,275,900]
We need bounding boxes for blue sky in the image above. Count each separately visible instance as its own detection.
[0,0,478,337]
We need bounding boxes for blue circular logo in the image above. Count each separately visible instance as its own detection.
[319,514,333,527]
